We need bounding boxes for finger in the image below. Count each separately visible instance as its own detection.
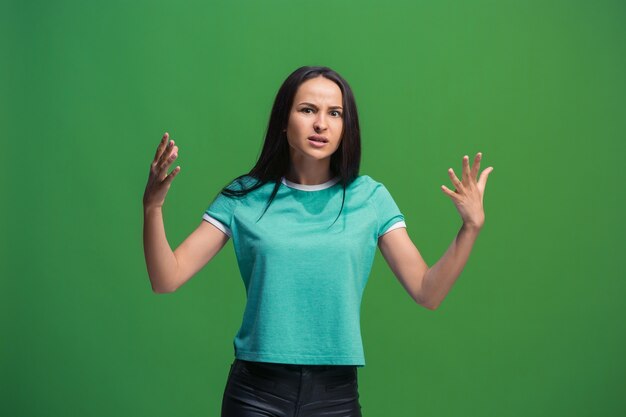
[440,184,459,199]
[157,141,178,173]
[462,155,471,183]
[154,138,174,171]
[158,146,179,178]
[470,152,482,181]
[448,168,463,192]
[478,166,494,190]
[157,139,175,166]
[153,132,169,162]
[164,165,181,184]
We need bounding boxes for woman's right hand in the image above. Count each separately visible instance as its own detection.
[143,132,180,210]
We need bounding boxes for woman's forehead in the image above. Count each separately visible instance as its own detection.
[294,77,342,104]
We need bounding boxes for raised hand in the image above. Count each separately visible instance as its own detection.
[441,152,493,230]
[143,132,181,210]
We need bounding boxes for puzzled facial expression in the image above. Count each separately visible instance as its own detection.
[285,76,344,162]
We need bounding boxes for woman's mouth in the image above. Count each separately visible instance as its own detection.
[308,135,329,148]
[308,138,328,148]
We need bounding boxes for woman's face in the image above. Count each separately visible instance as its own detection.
[285,76,344,163]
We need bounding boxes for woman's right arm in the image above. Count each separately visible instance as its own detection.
[143,207,229,293]
[142,132,229,293]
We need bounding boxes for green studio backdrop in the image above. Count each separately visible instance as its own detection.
[2,0,625,416]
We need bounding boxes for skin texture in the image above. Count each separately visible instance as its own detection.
[284,76,344,186]
[279,76,496,310]
[378,153,493,310]
[144,83,494,305]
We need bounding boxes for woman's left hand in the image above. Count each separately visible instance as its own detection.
[441,152,493,230]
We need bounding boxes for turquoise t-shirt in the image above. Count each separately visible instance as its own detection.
[202,174,406,367]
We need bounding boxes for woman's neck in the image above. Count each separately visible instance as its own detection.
[285,163,335,185]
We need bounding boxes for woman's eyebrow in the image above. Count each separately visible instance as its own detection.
[298,102,343,110]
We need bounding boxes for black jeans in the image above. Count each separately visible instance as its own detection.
[221,358,363,416]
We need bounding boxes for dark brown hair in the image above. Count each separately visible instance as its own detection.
[216,65,362,226]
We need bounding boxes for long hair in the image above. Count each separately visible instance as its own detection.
[216,65,361,227]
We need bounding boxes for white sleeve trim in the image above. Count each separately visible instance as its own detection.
[380,220,406,237]
[202,213,232,238]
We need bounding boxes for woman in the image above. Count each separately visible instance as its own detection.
[143,65,493,416]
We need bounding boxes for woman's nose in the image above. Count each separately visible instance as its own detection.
[313,114,327,130]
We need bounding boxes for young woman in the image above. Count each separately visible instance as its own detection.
[143,65,493,416]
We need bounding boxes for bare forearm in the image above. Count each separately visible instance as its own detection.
[143,206,179,293]
[421,223,481,309]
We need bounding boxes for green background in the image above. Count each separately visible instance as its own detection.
[2,0,625,416]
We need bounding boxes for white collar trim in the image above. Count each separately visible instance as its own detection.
[281,176,341,191]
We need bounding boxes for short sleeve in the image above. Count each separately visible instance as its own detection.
[372,182,406,238]
[202,186,240,238]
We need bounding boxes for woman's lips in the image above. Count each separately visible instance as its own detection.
[308,138,328,148]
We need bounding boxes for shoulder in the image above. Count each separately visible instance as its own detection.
[345,176,393,212]
[349,174,378,188]
[352,174,387,195]
[340,175,372,197]
[358,174,391,186]
[216,175,269,199]
[224,174,259,191]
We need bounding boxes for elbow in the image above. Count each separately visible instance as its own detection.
[152,286,177,294]
[417,298,439,311]
[419,300,439,311]
[152,286,173,294]
[423,301,439,311]
[415,292,439,311]
[414,270,437,310]
[150,278,178,294]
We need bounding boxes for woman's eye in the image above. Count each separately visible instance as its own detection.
[301,108,342,117]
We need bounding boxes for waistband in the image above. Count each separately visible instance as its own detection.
[233,358,356,381]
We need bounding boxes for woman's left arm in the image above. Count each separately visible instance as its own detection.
[378,152,493,310]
